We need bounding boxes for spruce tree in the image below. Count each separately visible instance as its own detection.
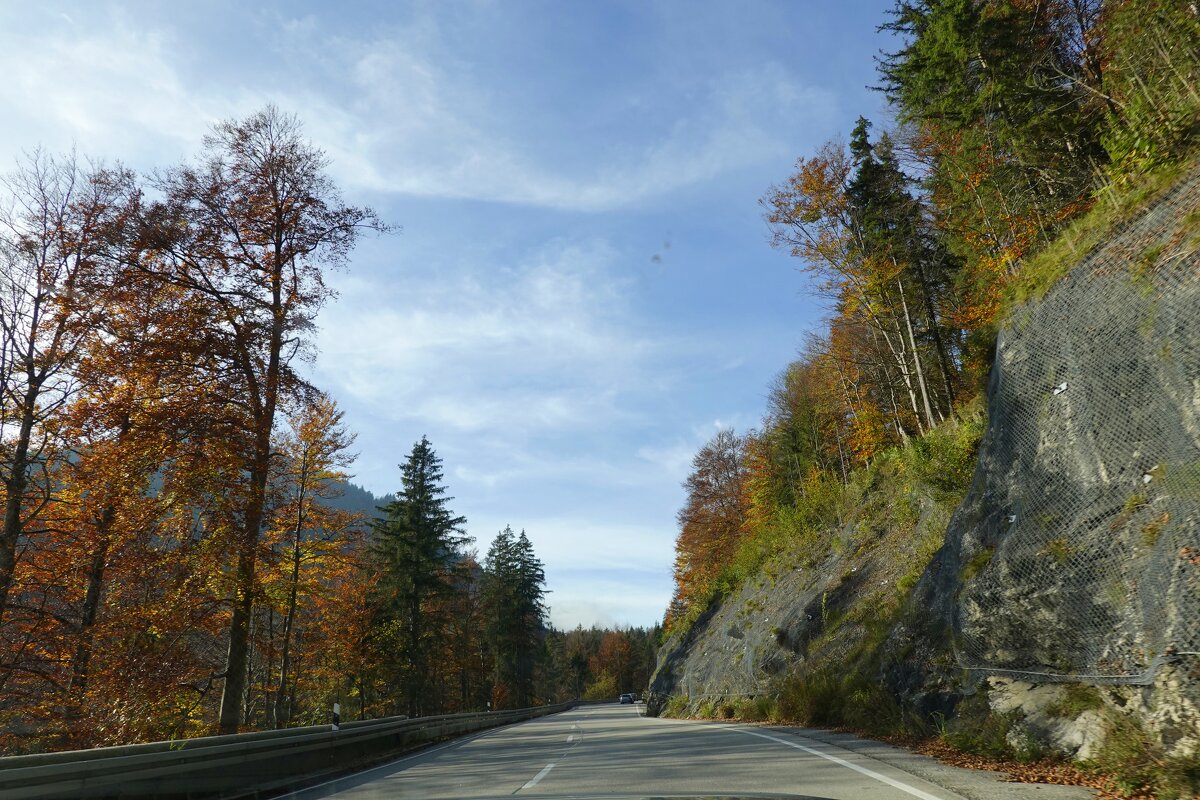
[483,526,547,709]
[846,117,959,417]
[370,436,469,717]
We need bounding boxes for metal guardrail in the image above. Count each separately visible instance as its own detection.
[0,703,574,799]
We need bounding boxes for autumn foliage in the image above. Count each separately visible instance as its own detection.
[666,0,1200,634]
[0,109,644,753]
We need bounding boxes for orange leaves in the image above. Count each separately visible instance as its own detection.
[762,142,855,276]
[0,110,386,751]
[669,430,751,625]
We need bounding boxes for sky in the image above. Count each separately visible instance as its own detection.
[0,0,898,630]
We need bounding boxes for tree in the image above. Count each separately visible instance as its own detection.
[762,124,965,449]
[667,429,749,627]
[0,154,135,631]
[483,526,547,708]
[260,393,357,728]
[846,117,959,421]
[369,436,469,717]
[141,106,385,733]
[878,0,1104,334]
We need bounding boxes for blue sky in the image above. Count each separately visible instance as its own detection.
[0,0,897,629]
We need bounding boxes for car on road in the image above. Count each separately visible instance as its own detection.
[618,693,634,704]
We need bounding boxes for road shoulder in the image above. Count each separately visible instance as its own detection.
[760,726,1095,800]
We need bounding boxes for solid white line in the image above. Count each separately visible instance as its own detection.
[521,763,555,789]
[731,729,950,800]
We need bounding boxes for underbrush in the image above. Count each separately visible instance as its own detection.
[936,690,1047,764]
[1082,713,1200,800]
[663,400,985,650]
[1006,160,1192,312]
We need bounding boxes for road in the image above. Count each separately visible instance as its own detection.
[282,704,1093,800]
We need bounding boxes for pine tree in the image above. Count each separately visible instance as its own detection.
[369,436,469,717]
[483,526,547,709]
[846,117,959,421]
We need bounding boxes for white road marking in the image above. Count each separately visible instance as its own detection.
[521,763,556,789]
[276,726,500,798]
[731,728,951,800]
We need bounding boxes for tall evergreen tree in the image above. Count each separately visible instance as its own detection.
[369,436,468,717]
[483,526,547,709]
[878,0,1104,336]
[846,117,960,419]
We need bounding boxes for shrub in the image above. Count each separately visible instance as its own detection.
[1084,712,1200,799]
[733,695,776,722]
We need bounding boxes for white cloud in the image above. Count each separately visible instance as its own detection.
[0,2,845,632]
[0,8,836,212]
[315,237,661,435]
[311,48,834,211]
[547,580,672,630]
[0,9,232,168]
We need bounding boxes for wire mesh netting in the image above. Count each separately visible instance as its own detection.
[954,173,1200,684]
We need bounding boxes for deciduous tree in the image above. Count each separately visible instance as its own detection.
[141,106,385,733]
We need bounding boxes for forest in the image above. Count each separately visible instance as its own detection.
[0,107,657,753]
[666,0,1200,632]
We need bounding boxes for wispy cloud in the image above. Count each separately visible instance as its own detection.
[0,1,862,629]
[315,237,661,435]
[0,6,836,212]
[313,42,835,210]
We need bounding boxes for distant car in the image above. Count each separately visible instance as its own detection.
[619,693,634,704]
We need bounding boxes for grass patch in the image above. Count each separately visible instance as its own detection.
[1044,684,1103,719]
[1004,161,1189,311]
[937,690,1046,763]
[774,662,929,739]
[1142,512,1170,547]
[661,695,690,718]
[1083,712,1200,799]
[732,695,777,722]
[1124,493,1150,514]
[1041,537,1074,564]
[961,547,994,583]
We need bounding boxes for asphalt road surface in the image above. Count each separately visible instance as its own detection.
[281,704,1094,800]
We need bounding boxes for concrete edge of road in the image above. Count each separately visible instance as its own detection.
[277,724,507,799]
[747,725,1095,800]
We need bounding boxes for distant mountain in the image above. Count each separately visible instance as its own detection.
[326,481,395,520]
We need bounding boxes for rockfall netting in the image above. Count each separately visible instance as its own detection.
[953,172,1200,684]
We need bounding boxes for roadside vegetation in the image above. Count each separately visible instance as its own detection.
[660,2,1200,798]
[0,109,659,755]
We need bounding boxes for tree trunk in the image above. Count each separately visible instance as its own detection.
[68,508,115,696]
[0,379,41,626]
[897,277,937,427]
[274,508,304,728]
[909,255,957,413]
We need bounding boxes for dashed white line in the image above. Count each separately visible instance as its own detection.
[730,728,950,800]
[521,763,556,789]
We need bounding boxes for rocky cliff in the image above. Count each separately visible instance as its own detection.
[650,168,1200,771]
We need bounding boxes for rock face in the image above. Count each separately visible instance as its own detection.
[946,169,1200,682]
[649,478,964,716]
[649,169,1200,755]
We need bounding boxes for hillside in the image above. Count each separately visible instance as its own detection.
[325,481,395,520]
[650,165,1200,796]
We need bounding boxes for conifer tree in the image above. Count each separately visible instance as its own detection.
[846,117,959,420]
[369,436,469,717]
[483,526,547,709]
